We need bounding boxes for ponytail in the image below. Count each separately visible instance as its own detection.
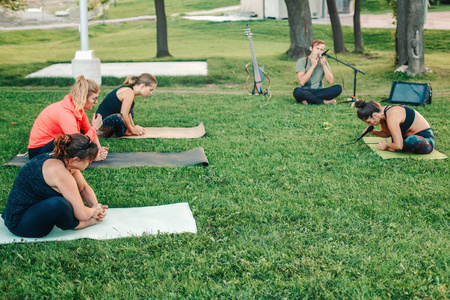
[70,75,100,110]
[124,73,157,87]
[52,133,98,162]
[355,100,382,120]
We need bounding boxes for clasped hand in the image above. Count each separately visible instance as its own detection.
[310,54,326,68]
[377,141,389,151]
[132,125,146,136]
[93,203,108,221]
[94,147,108,161]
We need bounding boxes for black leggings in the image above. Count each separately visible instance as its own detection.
[7,196,80,238]
[28,140,55,160]
[28,126,89,159]
[293,85,342,105]
[98,113,128,138]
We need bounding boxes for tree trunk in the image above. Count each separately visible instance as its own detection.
[154,0,172,58]
[102,4,106,24]
[396,0,425,76]
[353,0,364,53]
[284,0,314,61]
[326,0,348,53]
[396,0,408,65]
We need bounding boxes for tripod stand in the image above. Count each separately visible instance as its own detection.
[322,51,365,102]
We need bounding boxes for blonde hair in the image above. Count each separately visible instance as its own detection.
[70,75,100,110]
[52,133,98,162]
[124,73,157,87]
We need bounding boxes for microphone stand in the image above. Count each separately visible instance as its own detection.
[340,125,374,146]
[323,52,365,101]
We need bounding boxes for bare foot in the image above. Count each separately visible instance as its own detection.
[302,100,308,105]
[324,99,337,105]
[75,218,99,230]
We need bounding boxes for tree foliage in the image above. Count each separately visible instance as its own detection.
[0,0,27,12]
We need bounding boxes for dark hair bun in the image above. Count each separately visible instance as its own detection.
[52,133,98,162]
[354,100,366,108]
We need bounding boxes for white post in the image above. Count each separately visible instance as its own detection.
[72,0,102,85]
[79,0,89,51]
[322,0,326,18]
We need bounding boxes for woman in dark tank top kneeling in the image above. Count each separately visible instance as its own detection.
[2,134,108,238]
[354,100,435,154]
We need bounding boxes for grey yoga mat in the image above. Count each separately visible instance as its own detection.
[4,147,209,168]
[0,203,197,244]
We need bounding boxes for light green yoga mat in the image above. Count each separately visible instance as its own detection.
[363,137,447,160]
[0,203,197,244]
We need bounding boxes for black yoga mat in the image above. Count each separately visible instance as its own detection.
[4,147,209,168]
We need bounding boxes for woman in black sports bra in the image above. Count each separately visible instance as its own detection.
[96,73,157,138]
[354,100,435,154]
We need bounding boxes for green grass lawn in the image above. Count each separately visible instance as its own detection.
[0,2,449,299]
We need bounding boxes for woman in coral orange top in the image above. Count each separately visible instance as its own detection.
[28,75,108,161]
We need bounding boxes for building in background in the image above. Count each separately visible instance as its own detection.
[241,0,353,20]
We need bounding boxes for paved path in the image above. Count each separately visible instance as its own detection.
[0,15,156,31]
[26,61,208,78]
[314,11,450,30]
[1,6,449,31]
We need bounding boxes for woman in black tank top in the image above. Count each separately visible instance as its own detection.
[354,100,435,154]
[96,73,157,138]
[2,134,108,238]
